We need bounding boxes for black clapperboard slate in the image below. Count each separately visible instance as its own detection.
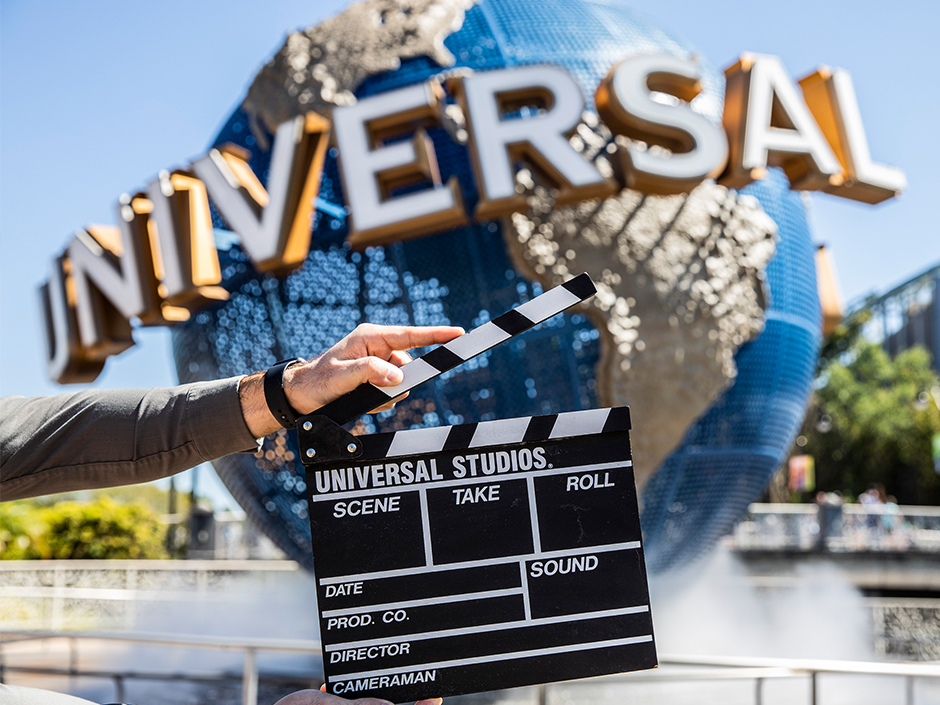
[297,274,657,703]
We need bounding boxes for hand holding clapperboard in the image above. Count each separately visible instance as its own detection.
[296,274,657,703]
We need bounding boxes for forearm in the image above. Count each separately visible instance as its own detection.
[1,324,464,502]
[0,378,257,501]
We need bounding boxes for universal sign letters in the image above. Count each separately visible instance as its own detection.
[40,53,905,383]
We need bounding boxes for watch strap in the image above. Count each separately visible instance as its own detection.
[264,358,305,428]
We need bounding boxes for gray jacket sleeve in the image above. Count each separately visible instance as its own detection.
[0,377,259,502]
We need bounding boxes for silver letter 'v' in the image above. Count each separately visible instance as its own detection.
[193,112,330,274]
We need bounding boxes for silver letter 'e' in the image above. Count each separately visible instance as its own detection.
[333,83,467,247]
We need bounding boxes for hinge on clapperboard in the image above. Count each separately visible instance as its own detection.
[295,273,597,467]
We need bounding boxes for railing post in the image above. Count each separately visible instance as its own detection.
[124,568,138,631]
[114,675,125,703]
[810,671,817,705]
[242,647,258,705]
[68,636,79,690]
[51,565,65,631]
[755,677,763,705]
[906,675,914,705]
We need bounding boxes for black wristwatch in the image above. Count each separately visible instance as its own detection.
[264,357,306,428]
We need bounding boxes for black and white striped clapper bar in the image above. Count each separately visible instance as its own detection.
[295,273,657,703]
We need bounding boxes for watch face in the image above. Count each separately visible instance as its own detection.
[274,357,305,367]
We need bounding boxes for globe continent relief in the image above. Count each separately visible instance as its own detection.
[171,0,821,573]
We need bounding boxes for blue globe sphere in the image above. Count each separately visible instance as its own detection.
[172,0,820,572]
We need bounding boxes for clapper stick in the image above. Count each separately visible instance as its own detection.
[311,273,597,427]
[296,274,596,466]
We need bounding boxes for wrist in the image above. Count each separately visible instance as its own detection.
[238,370,280,438]
[264,357,307,428]
[282,360,311,416]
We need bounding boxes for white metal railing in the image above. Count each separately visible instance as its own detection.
[1,631,939,705]
[0,559,299,631]
[730,503,940,552]
[0,630,321,705]
[2,559,938,662]
[650,654,940,705]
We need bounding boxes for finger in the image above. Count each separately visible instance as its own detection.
[369,391,409,413]
[352,325,465,355]
[416,699,443,705]
[389,350,412,367]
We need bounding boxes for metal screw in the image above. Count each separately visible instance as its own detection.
[306,448,316,458]
[302,421,313,431]
[347,443,358,453]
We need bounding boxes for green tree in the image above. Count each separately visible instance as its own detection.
[800,341,940,504]
[0,502,49,559]
[0,497,168,560]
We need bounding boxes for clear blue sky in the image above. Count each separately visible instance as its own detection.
[2,0,938,392]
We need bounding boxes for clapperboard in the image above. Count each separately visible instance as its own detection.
[297,274,657,703]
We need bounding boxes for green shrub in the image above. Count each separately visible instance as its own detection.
[0,496,168,560]
[0,501,49,559]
